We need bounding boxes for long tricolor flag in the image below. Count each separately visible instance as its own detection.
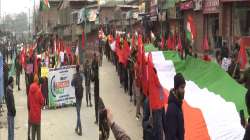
[145,50,246,140]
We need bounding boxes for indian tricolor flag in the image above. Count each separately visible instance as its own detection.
[40,0,50,11]
[145,50,247,140]
[186,15,196,44]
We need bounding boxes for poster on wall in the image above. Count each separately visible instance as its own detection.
[48,65,76,108]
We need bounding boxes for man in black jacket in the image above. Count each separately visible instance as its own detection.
[244,89,250,140]
[84,60,92,107]
[164,73,186,140]
[71,65,83,136]
[6,76,16,140]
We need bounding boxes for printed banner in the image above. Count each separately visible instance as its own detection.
[41,67,49,77]
[48,65,76,108]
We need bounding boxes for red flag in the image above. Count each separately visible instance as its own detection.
[238,45,248,69]
[203,35,209,51]
[148,52,168,109]
[167,35,173,50]
[141,46,148,95]
[60,40,65,52]
[21,48,26,67]
[82,32,85,49]
[115,35,120,53]
[121,39,131,65]
[177,35,183,53]
[135,39,143,88]
[138,34,143,48]
[161,34,165,49]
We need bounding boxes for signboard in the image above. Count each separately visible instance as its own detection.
[180,1,194,10]
[203,0,220,14]
[48,65,76,108]
[194,0,203,11]
[41,67,49,78]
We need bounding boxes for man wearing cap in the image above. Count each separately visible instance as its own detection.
[71,65,83,136]
[164,73,186,140]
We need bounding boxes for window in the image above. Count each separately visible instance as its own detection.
[234,5,250,36]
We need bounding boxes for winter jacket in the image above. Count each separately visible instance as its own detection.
[84,65,91,87]
[28,82,44,124]
[71,72,83,100]
[142,98,154,140]
[92,59,99,80]
[6,85,16,117]
[164,90,184,140]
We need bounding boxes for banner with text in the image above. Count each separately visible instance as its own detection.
[48,65,76,108]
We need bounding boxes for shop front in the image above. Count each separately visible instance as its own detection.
[203,0,221,50]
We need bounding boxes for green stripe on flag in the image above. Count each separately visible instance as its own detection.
[163,51,248,118]
[144,44,159,52]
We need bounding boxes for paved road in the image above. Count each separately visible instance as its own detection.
[0,56,143,140]
[0,73,98,140]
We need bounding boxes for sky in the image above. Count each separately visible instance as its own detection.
[1,0,40,17]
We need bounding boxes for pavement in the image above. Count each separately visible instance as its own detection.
[0,56,143,140]
[100,57,143,140]
[0,73,98,140]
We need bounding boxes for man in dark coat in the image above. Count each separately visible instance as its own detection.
[71,65,83,136]
[84,60,92,107]
[15,54,21,90]
[244,89,250,140]
[142,97,154,140]
[94,75,99,124]
[6,76,16,140]
[240,67,250,90]
[92,53,99,81]
[164,73,186,140]
[228,54,240,81]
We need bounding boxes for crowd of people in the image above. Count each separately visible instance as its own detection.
[101,32,250,140]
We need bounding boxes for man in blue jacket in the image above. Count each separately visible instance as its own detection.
[164,73,186,140]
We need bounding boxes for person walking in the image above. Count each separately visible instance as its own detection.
[92,53,99,81]
[84,60,92,107]
[28,75,44,140]
[15,54,21,91]
[6,76,16,140]
[4,58,9,101]
[71,65,84,136]
[164,73,186,140]
[94,75,99,124]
